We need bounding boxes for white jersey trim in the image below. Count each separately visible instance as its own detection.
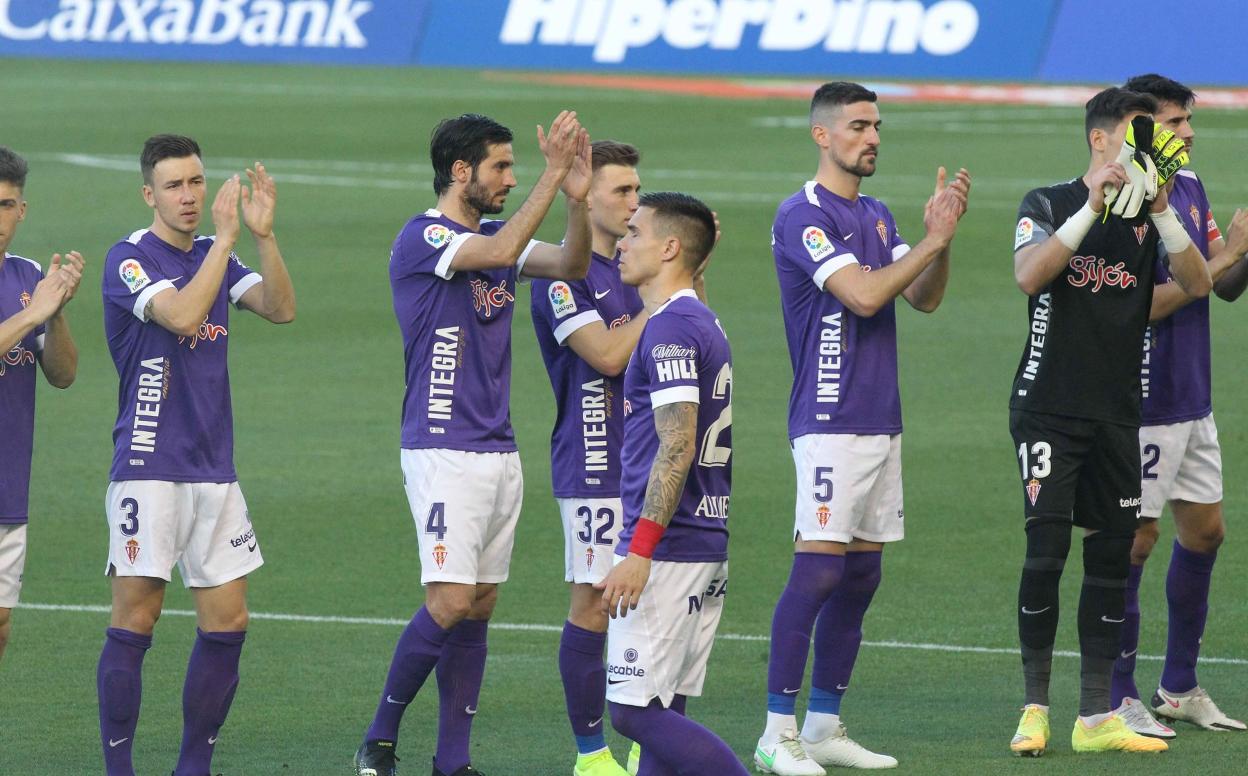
[133,279,175,321]
[554,309,603,345]
[891,243,910,260]
[812,253,859,288]
[803,180,820,206]
[34,333,45,352]
[11,254,42,273]
[516,239,540,277]
[229,272,263,306]
[125,229,149,245]
[653,288,698,316]
[651,385,700,408]
[436,231,477,280]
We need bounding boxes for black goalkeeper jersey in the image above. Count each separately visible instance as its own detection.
[1009,177,1159,426]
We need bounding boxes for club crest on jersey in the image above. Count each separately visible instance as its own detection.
[1026,478,1042,506]
[816,504,830,529]
[433,542,448,569]
[470,278,515,319]
[424,224,454,249]
[1014,217,1035,250]
[178,316,228,349]
[19,291,31,308]
[1190,204,1201,230]
[1133,224,1149,245]
[125,538,140,565]
[119,259,151,293]
[876,218,888,246]
[1067,256,1138,293]
[802,226,835,261]
[548,281,577,319]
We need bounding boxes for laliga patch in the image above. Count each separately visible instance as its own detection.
[802,226,835,261]
[548,281,577,319]
[1014,218,1035,250]
[119,259,151,293]
[424,223,454,249]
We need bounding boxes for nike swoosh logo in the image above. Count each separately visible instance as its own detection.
[588,717,603,728]
[1166,698,1180,708]
[386,695,407,704]
[169,276,184,283]
[594,289,611,299]
[109,738,129,748]
[1020,606,1051,615]
[208,735,218,745]
[608,678,629,685]
[247,542,258,552]
[1102,616,1125,623]
[465,706,477,715]
[782,687,800,694]
[836,684,849,691]
[755,747,777,768]
[1120,649,1138,659]
[842,233,854,240]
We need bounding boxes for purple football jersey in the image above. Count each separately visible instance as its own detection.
[773,182,909,438]
[392,209,527,452]
[617,290,732,563]
[102,229,261,482]
[531,251,644,497]
[0,254,46,524]
[1141,171,1220,425]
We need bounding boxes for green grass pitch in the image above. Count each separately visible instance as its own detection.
[3,59,1248,774]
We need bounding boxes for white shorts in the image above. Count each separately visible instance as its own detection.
[0,524,27,608]
[605,557,727,708]
[1140,414,1223,518]
[792,433,904,544]
[402,448,523,586]
[558,497,624,584]
[104,481,263,588]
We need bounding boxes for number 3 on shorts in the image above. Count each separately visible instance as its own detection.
[425,502,447,541]
[119,497,140,537]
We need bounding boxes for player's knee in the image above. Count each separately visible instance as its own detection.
[0,607,10,630]
[1023,520,1071,573]
[608,700,655,740]
[1131,519,1161,564]
[1178,516,1225,553]
[426,588,475,628]
[1083,530,1133,581]
[116,606,161,635]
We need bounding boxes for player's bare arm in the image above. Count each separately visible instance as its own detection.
[235,163,295,323]
[448,111,586,273]
[0,267,68,354]
[1149,185,1213,298]
[519,131,593,281]
[146,176,241,336]
[826,174,963,317]
[1149,208,1248,320]
[38,250,83,388]
[903,166,971,312]
[1014,162,1127,296]
[566,314,649,377]
[597,401,698,619]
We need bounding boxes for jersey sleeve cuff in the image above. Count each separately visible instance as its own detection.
[132,279,175,321]
[516,239,541,277]
[651,385,700,408]
[34,333,45,353]
[436,232,478,280]
[229,272,263,306]
[811,254,860,289]
[891,244,910,260]
[553,310,603,345]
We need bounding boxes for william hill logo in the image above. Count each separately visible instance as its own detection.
[0,0,374,48]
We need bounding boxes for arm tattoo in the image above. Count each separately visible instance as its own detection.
[640,402,698,528]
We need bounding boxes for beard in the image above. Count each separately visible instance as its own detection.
[833,150,876,178]
[464,175,505,215]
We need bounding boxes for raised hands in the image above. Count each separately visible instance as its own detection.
[538,110,586,176]
[1222,207,1248,258]
[211,175,242,246]
[560,127,593,202]
[28,251,85,320]
[924,166,971,244]
[242,162,277,239]
[1087,161,1128,214]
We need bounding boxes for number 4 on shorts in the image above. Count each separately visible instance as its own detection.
[425,503,447,541]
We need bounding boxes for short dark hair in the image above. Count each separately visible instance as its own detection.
[1084,88,1157,149]
[141,134,202,184]
[591,140,640,171]
[0,146,28,190]
[430,114,513,195]
[1123,73,1196,110]
[639,191,715,269]
[811,81,878,119]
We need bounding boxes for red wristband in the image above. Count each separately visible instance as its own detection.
[629,519,666,559]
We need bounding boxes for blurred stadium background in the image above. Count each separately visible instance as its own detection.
[3,1,1248,773]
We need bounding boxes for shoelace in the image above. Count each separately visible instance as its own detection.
[778,734,814,761]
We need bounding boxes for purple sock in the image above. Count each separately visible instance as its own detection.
[636,697,687,776]
[610,699,748,776]
[811,551,882,698]
[365,607,450,744]
[559,621,608,753]
[434,618,488,774]
[1111,564,1144,705]
[173,629,245,776]
[767,553,845,712]
[98,627,151,776]
[1161,541,1216,694]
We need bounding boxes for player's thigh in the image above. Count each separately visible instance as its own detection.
[476,451,524,585]
[675,561,728,700]
[0,524,28,609]
[402,448,496,586]
[191,577,249,632]
[180,482,263,589]
[855,434,905,544]
[1169,414,1223,507]
[1074,422,1141,534]
[104,480,194,582]
[559,496,624,585]
[791,433,891,543]
[1139,421,1191,518]
[1009,411,1091,524]
[606,558,720,709]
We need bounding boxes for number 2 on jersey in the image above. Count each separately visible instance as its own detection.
[699,363,733,468]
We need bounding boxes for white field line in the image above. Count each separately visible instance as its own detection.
[19,602,1248,666]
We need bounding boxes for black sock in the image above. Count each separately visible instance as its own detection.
[1019,522,1070,706]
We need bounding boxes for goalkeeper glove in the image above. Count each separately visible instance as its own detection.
[1104,115,1159,219]
[1150,125,1189,187]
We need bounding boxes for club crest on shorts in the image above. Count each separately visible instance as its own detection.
[433,543,448,569]
[876,218,888,246]
[125,538,140,565]
[816,504,830,529]
[1026,478,1042,506]
[586,546,595,571]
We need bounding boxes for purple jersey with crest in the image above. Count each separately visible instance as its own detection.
[773,181,910,438]
[103,230,262,482]
[531,251,644,497]
[616,290,732,563]
[0,254,46,524]
[1141,171,1221,425]
[392,209,523,452]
